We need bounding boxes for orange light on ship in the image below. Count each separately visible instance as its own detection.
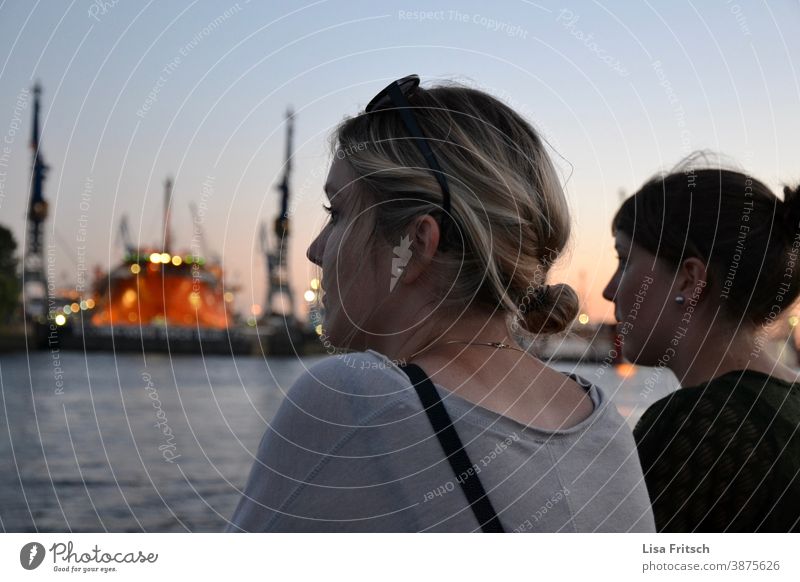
[122,289,137,308]
[171,255,182,266]
[251,304,262,316]
[130,263,141,274]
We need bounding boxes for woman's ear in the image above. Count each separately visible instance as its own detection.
[393,214,440,286]
[677,257,709,300]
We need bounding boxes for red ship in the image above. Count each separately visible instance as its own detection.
[56,177,252,354]
[90,249,231,330]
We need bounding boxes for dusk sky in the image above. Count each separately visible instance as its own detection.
[1,0,798,322]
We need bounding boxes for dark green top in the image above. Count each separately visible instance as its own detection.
[634,369,800,532]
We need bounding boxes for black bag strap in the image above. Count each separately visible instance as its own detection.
[399,363,505,533]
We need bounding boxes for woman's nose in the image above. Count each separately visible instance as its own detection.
[306,235,323,267]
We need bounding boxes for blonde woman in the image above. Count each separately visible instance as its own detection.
[226,75,654,532]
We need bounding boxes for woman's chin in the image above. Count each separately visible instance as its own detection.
[621,342,644,365]
[320,316,344,345]
[622,344,664,368]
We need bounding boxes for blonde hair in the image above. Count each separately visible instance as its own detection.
[329,81,578,342]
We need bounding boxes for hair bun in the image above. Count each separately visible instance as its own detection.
[518,282,579,335]
[782,184,800,241]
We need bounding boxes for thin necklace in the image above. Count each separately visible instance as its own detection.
[406,337,528,361]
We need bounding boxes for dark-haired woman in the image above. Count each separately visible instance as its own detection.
[603,164,800,532]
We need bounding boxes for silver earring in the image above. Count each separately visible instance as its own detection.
[674,295,685,304]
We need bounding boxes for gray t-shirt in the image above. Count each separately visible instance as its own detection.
[226,349,655,532]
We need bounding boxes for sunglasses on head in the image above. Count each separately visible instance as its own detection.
[364,74,452,250]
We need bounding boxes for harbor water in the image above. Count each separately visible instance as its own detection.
[0,351,679,532]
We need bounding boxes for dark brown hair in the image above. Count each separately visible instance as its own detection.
[613,162,800,326]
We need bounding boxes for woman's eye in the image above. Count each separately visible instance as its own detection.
[322,204,337,222]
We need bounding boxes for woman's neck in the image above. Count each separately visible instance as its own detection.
[376,309,515,364]
[669,325,797,387]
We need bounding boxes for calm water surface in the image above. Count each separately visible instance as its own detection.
[0,351,677,532]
